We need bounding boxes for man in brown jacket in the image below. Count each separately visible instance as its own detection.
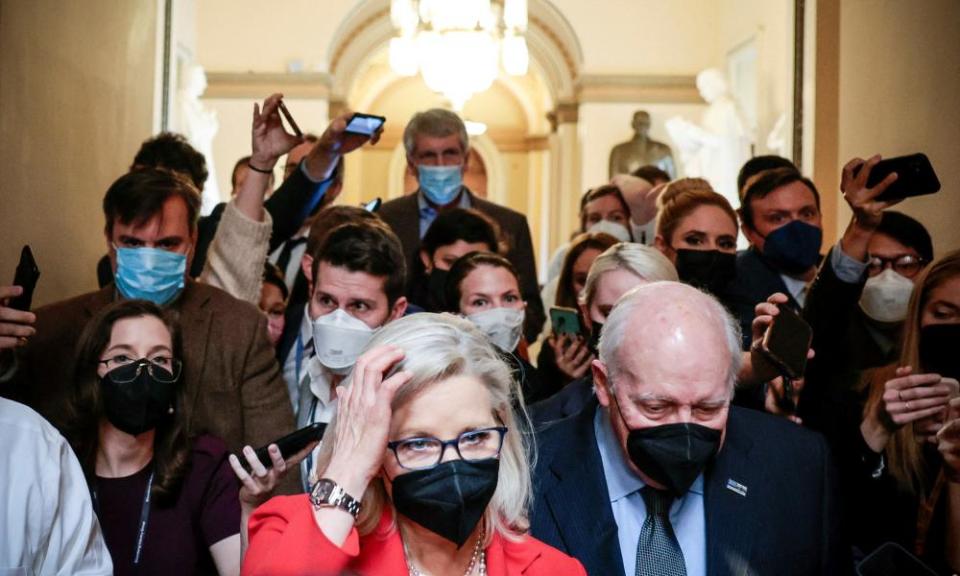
[1,168,295,461]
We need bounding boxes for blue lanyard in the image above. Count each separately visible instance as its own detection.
[92,470,155,566]
[302,396,319,492]
[294,333,307,389]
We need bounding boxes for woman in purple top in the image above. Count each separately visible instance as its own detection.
[65,299,241,575]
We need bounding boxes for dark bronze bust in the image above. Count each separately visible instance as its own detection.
[609,110,676,178]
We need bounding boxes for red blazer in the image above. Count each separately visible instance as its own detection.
[243,495,586,576]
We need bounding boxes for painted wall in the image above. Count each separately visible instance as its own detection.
[0,0,159,305]
[836,0,960,256]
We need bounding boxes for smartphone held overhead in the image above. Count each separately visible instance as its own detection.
[10,245,40,312]
[344,113,386,137]
[854,153,940,202]
[277,100,303,138]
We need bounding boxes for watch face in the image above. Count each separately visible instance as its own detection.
[311,479,335,503]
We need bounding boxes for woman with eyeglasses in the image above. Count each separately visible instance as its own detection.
[242,313,586,576]
[64,299,242,576]
[847,249,960,572]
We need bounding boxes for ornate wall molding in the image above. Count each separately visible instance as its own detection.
[203,72,331,99]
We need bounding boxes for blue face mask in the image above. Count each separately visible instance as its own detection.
[114,246,187,305]
[760,220,822,276]
[418,165,463,206]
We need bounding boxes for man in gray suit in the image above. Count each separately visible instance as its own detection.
[378,109,545,339]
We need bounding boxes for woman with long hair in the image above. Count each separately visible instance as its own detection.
[855,249,960,572]
[65,299,241,576]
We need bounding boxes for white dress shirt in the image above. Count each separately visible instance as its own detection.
[0,398,113,575]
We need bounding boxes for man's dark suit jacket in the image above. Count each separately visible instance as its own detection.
[377,189,545,340]
[3,282,296,459]
[530,401,850,576]
[723,247,801,350]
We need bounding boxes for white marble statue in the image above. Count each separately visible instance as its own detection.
[665,68,751,209]
[177,64,220,215]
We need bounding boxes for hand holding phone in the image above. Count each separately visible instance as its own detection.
[758,304,812,381]
[550,306,582,337]
[238,422,326,471]
[344,113,386,137]
[10,246,39,312]
[849,153,940,203]
[277,100,303,138]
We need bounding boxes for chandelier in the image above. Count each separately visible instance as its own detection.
[389,0,529,110]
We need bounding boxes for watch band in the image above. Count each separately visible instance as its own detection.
[310,478,362,518]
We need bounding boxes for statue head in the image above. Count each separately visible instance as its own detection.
[631,111,652,135]
[182,64,208,99]
[696,68,728,103]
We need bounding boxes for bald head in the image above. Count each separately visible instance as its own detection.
[598,282,741,396]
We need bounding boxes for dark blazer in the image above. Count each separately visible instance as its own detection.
[4,282,296,459]
[724,247,801,350]
[378,189,545,340]
[530,402,850,576]
[528,376,594,427]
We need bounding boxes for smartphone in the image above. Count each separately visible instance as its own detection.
[344,113,385,137]
[759,304,812,381]
[853,153,940,202]
[10,246,40,311]
[856,542,937,576]
[363,197,382,213]
[241,422,326,471]
[550,306,582,336]
[277,100,303,138]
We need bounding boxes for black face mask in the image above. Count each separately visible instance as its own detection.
[615,397,722,496]
[920,323,960,381]
[391,458,499,547]
[588,320,604,356]
[426,268,449,312]
[674,249,736,295]
[99,361,177,436]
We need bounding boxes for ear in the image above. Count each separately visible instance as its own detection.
[592,359,611,408]
[653,234,669,255]
[419,249,433,273]
[388,296,408,322]
[579,301,593,332]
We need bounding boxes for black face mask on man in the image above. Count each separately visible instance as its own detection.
[390,458,500,547]
[613,397,722,497]
[99,360,177,436]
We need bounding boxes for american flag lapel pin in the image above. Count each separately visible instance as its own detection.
[725,478,748,497]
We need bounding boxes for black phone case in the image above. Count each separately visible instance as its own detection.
[760,304,812,380]
[244,422,327,470]
[10,245,40,311]
[857,153,940,202]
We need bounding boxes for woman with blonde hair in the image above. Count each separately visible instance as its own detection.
[242,313,585,575]
[855,249,960,572]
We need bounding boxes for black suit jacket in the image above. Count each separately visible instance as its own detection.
[724,248,801,350]
[530,402,850,576]
[377,189,545,340]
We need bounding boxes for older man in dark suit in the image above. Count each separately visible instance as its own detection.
[530,281,850,575]
[1,169,295,462]
[378,108,544,339]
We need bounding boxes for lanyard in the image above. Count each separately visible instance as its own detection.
[92,470,155,566]
[302,396,319,492]
[295,333,307,389]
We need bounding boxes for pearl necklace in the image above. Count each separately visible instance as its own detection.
[403,528,487,576]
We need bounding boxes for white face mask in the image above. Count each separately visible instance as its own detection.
[587,219,631,243]
[311,309,377,374]
[859,268,914,323]
[467,307,525,352]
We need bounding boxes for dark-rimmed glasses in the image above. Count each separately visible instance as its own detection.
[387,426,508,470]
[866,254,926,278]
[98,356,182,383]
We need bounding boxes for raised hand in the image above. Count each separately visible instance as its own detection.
[250,93,304,170]
[840,155,900,230]
[322,345,412,499]
[303,110,384,181]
